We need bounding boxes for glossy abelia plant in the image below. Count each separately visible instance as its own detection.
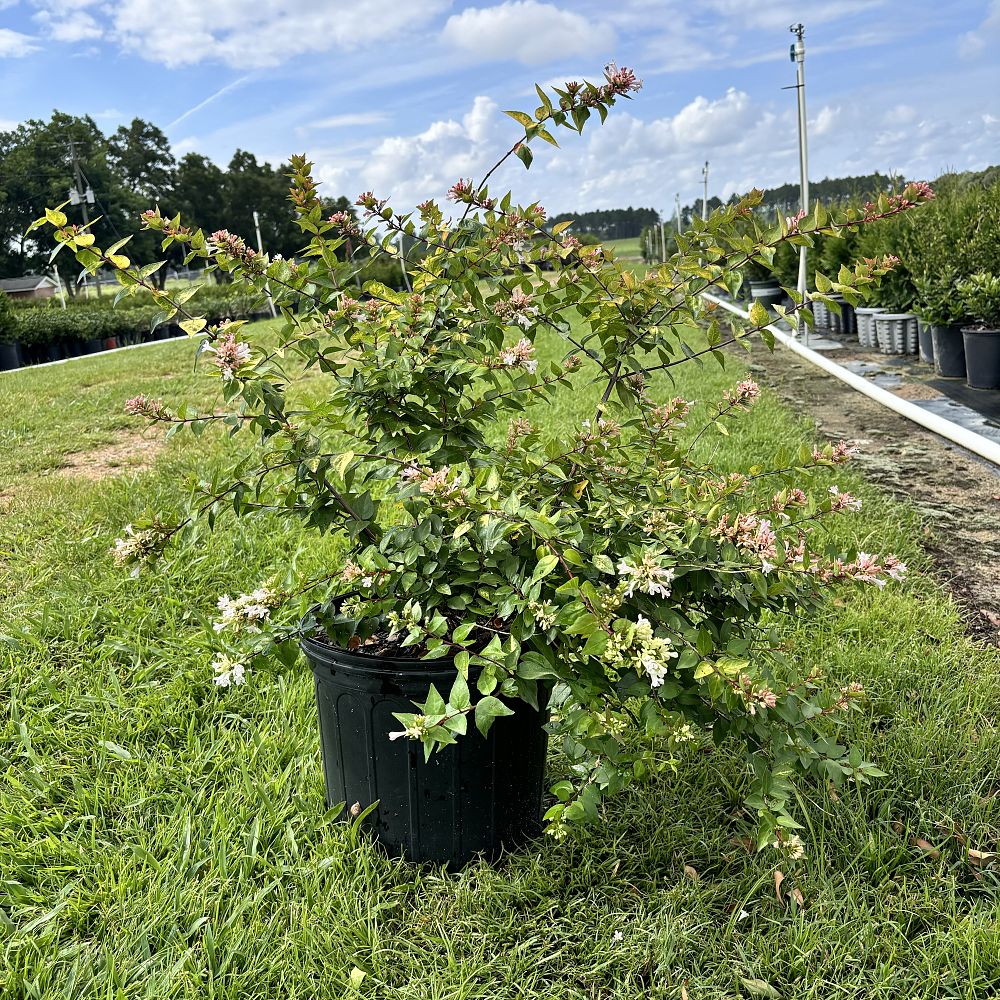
[33,65,933,853]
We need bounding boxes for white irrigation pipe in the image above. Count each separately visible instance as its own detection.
[703,292,1000,469]
[0,333,205,377]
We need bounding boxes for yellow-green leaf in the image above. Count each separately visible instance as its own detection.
[179,316,207,336]
[108,254,130,270]
[45,208,67,227]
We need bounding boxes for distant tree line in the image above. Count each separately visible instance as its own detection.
[0,112,354,291]
[547,207,659,240]
[641,165,1000,262]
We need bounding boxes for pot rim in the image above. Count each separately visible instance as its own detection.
[960,325,1000,336]
[300,625,463,676]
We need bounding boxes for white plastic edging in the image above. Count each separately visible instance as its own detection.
[0,333,205,377]
[702,292,1000,470]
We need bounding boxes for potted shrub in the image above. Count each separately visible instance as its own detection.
[33,69,932,866]
[958,272,1000,390]
[0,291,22,372]
[742,257,783,309]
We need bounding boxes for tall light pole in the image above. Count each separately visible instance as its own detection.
[660,219,666,262]
[68,138,100,297]
[252,210,278,318]
[702,161,710,221]
[675,192,682,235]
[790,22,810,339]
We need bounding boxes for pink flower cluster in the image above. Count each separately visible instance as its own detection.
[124,394,168,420]
[823,552,907,588]
[724,379,761,408]
[327,211,360,236]
[649,397,690,432]
[603,63,643,96]
[828,485,862,512]
[498,338,538,373]
[772,488,808,510]
[735,673,778,715]
[716,513,778,563]
[400,465,464,503]
[355,192,388,217]
[862,182,934,222]
[785,208,807,233]
[813,440,857,465]
[447,179,475,204]
[494,288,538,329]
[205,331,252,381]
[210,230,262,272]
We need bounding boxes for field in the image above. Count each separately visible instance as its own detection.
[2,316,1000,997]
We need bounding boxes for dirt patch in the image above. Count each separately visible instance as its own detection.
[745,341,1000,645]
[890,382,947,401]
[54,431,164,481]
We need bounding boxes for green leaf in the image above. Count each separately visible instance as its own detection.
[749,300,770,327]
[515,144,533,169]
[449,673,470,711]
[592,553,615,574]
[532,553,559,580]
[517,652,558,680]
[45,207,67,227]
[503,110,535,128]
[474,696,514,737]
[180,316,207,336]
[423,684,447,716]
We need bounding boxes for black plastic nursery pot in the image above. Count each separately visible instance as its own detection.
[301,631,549,866]
[930,324,966,378]
[0,341,22,371]
[962,327,1000,390]
[917,319,934,365]
[748,279,783,308]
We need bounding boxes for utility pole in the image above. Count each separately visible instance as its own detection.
[702,161,710,221]
[660,220,666,263]
[675,192,682,235]
[790,22,810,341]
[68,138,101,297]
[398,234,411,292]
[252,210,278,318]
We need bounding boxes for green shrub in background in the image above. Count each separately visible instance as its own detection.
[0,291,16,344]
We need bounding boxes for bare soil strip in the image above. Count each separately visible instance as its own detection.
[748,342,1000,644]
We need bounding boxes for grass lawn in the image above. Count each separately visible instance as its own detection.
[2,316,1000,998]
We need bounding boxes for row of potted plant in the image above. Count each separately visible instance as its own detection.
[0,287,271,371]
[741,175,1000,390]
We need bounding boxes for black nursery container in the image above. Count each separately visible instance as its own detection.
[301,632,549,866]
[0,341,22,372]
[962,327,1000,390]
[930,324,966,378]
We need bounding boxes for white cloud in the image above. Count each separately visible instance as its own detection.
[106,0,447,68]
[309,112,389,130]
[0,28,40,57]
[356,95,511,207]
[959,0,1000,57]
[443,1,613,65]
[812,105,840,136]
[33,7,103,43]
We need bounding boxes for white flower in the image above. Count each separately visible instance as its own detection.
[773,833,806,860]
[214,587,277,634]
[212,653,247,688]
[611,930,624,942]
[617,552,676,599]
[761,558,776,575]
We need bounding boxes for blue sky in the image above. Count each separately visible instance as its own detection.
[1,0,999,216]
